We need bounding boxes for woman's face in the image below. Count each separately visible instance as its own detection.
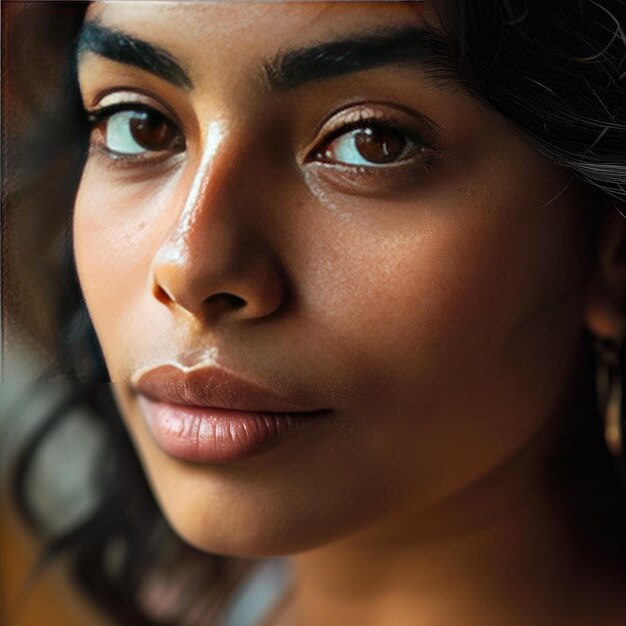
[74,1,595,556]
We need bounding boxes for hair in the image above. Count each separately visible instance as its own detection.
[2,1,626,625]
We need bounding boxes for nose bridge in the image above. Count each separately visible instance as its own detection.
[150,120,285,322]
[175,121,226,248]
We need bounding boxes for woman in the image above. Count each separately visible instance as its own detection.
[3,1,626,625]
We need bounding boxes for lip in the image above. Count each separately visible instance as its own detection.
[132,364,330,463]
[132,364,321,413]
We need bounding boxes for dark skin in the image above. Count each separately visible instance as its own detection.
[74,2,626,624]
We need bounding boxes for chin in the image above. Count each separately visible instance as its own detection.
[136,446,384,559]
[153,483,353,558]
[165,514,325,558]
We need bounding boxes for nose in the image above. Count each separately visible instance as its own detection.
[150,126,287,324]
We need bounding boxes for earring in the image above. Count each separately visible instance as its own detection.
[593,336,626,465]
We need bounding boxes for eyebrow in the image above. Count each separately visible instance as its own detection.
[76,20,194,90]
[76,20,459,93]
[265,27,425,91]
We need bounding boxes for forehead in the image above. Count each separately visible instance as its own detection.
[87,1,427,34]
[85,1,428,81]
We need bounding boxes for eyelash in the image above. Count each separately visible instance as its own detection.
[85,103,436,171]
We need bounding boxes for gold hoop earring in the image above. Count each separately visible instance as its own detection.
[593,337,625,463]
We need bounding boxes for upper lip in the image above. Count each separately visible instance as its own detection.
[132,364,323,413]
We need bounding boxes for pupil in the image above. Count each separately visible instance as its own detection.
[355,126,405,164]
[130,111,173,150]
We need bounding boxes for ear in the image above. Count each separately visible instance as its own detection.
[582,196,626,342]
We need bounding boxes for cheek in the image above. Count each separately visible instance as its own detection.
[349,142,585,376]
[73,164,180,369]
[307,171,588,504]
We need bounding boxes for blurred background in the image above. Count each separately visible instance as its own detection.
[1,3,111,624]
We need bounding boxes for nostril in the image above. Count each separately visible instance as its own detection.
[153,283,174,305]
[153,276,248,316]
[206,292,246,311]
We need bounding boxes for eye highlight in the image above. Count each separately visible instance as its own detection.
[86,103,185,162]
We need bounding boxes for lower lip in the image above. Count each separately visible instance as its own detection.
[138,397,328,464]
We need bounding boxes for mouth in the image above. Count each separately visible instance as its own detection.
[132,364,331,464]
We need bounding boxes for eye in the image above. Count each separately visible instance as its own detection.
[87,104,185,159]
[314,122,425,167]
